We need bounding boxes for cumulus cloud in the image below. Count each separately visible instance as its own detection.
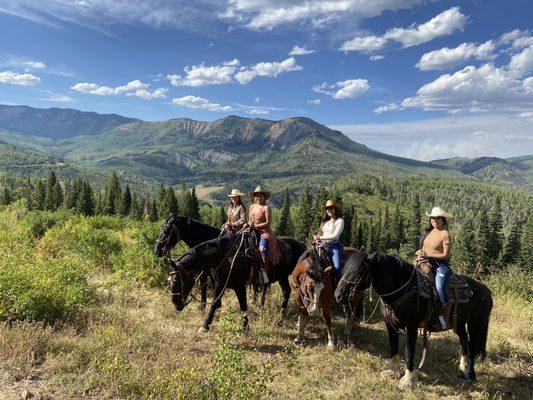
[307,99,321,105]
[339,35,387,53]
[172,95,234,112]
[313,79,370,100]
[0,70,41,85]
[369,55,385,61]
[234,57,302,84]
[71,79,166,99]
[499,29,533,50]
[385,7,467,47]
[401,63,533,113]
[289,45,315,56]
[219,0,425,30]
[508,45,533,77]
[373,102,404,114]
[167,59,240,87]
[416,40,495,71]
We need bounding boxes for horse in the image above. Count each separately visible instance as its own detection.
[155,215,306,312]
[159,231,255,333]
[289,245,336,349]
[335,251,493,388]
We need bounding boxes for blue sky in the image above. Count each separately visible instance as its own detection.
[0,0,532,160]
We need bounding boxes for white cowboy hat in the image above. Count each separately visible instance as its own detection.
[249,186,270,200]
[323,199,342,212]
[228,189,245,198]
[426,207,454,220]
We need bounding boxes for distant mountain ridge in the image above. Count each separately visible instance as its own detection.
[0,104,530,194]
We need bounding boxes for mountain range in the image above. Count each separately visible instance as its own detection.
[0,104,531,196]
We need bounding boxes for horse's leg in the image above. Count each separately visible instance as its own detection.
[260,284,268,307]
[198,281,223,334]
[293,310,308,345]
[234,285,249,333]
[399,323,419,389]
[321,303,335,350]
[199,273,207,310]
[279,277,291,314]
[457,322,472,380]
[382,322,402,379]
[345,292,363,337]
[252,284,259,304]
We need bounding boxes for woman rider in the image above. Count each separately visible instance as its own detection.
[221,189,246,234]
[313,200,345,281]
[417,207,454,329]
[247,186,281,285]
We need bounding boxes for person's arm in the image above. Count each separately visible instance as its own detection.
[254,205,271,229]
[235,205,246,226]
[319,218,344,241]
[426,233,451,260]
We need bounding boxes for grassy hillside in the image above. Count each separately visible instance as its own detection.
[0,204,530,399]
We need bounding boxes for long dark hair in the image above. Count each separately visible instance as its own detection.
[229,196,246,212]
[419,217,448,249]
[321,207,342,225]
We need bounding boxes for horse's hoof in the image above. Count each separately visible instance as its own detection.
[381,369,402,379]
[197,326,209,334]
[398,370,418,389]
[327,342,335,351]
[457,372,476,382]
[293,337,303,345]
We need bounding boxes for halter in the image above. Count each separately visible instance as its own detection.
[156,220,180,257]
[167,258,192,307]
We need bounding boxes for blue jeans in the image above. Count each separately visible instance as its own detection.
[430,260,452,304]
[325,242,343,279]
[258,234,269,257]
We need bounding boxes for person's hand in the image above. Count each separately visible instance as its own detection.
[249,221,255,229]
[312,235,319,241]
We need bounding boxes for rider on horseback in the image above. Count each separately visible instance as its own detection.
[221,189,246,234]
[417,207,454,329]
[313,200,345,282]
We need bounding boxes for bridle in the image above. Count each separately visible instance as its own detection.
[155,220,180,257]
[168,258,192,307]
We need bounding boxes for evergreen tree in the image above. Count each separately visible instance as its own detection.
[189,187,200,220]
[341,205,352,245]
[156,183,166,217]
[390,204,403,250]
[120,184,132,216]
[217,205,226,227]
[165,187,179,216]
[94,191,104,215]
[77,181,94,216]
[179,183,192,217]
[143,193,152,220]
[311,187,329,234]
[379,205,390,251]
[499,221,521,266]
[25,178,32,211]
[150,198,158,222]
[277,188,292,236]
[33,180,46,210]
[366,219,374,251]
[406,194,422,253]
[0,186,11,205]
[130,193,144,220]
[453,218,477,274]
[294,185,314,243]
[52,182,63,210]
[65,177,83,209]
[103,171,122,215]
[349,208,358,248]
[356,221,364,249]
[488,196,503,262]
[475,209,492,271]
[44,171,58,210]
[520,213,533,266]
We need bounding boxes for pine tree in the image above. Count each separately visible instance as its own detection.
[356,221,364,249]
[94,191,104,215]
[65,177,83,209]
[294,185,314,243]
[453,218,477,274]
[341,205,352,245]
[499,221,521,266]
[349,208,358,248]
[143,193,152,220]
[406,194,422,253]
[150,198,158,222]
[0,186,11,205]
[179,183,192,217]
[475,209,492,271]
[52,182,63,210]
[390,204,403,250]
[165,187,179,217]
[520,213,533,266]
[120,184,132,216]
[25,178,32,211]
[277,188,292,236]
[379,205,390,251]
[488,196,503,261]
[103,171,122,215]
[33,180,46,210]
[130,193,144,220]
[77,181,94,216]
[156,183,166,216]
[311,187,329,234]
[44,171,57,210]
[189,187,200,220]
[366,219,374,251]
[217,205,226,227]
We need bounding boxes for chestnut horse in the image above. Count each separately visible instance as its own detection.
[290,247,336,349]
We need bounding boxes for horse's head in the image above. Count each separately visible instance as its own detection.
[155,216,180,257]
[302,263,332,315]
[335,251,372,304]
[168,256,195,311]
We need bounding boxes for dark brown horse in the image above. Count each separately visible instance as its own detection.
[335,251,493,388]
[290,247,336,349]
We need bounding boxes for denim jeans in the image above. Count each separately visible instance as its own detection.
[430,260,452,304]
[325,242,343,279]
[257,233,269,257]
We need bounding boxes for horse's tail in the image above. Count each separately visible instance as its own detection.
[467,278,493,360]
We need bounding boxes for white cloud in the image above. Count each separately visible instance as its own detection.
[246,109,269,115]
[234,57,302,84]
[219,0,425,30]
[373,102,404,113]
[331,114,533,160]
[307,99,321,105]
[401,63,533,113]
[313,79,370,100]
[508,45,533,77]
[385,7,467,48]
[254,97,260,103]
[499,29,533,50]
[416,41,495,71]
[369,55,385,61]
[167,59,239,87]
[38,90,74,103]
[71,79,166,99]
[172,95,234,112]
[289,45,315,56]
[339,35,387,53]
[0,70,41,85]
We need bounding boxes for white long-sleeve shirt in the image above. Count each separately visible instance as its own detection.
[319,217,344,243]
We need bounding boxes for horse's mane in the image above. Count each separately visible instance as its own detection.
[298,248,332,282]
[371,252,414,274]
[189,234,236,258]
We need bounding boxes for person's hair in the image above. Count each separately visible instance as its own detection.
[321,207,341,225]
[230,196,245,211]
[419,216,447,248]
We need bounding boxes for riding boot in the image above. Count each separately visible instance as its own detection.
[259,257,270,285]
[438,303,450,329]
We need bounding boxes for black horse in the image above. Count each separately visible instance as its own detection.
[335,251,493,388]
[155,216,306,312]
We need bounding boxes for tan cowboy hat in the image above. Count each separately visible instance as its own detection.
[323,199,341,212]
[249,186,270,200]
[228,189,245,198]
[426,207,454,220]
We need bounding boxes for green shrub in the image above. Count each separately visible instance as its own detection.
[22,210,58,238]
[485,264,532,302]
[110,245,167,288]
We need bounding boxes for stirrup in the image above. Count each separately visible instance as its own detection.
[438,315,447,329]
[258,268,269,285]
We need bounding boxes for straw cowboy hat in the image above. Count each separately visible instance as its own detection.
[426,207,454,220]
[323,199,342,212]
[228,189,245,198]
[249,186,270,200]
